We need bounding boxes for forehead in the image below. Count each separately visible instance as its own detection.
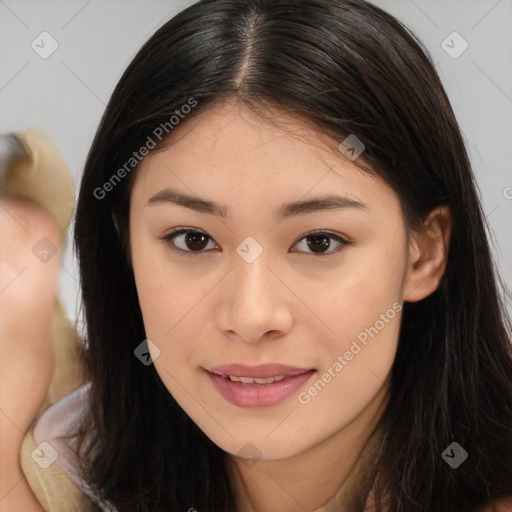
[131,101,399,218]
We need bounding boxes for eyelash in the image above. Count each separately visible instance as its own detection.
[160,228,351,259]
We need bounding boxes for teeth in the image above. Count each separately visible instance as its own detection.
[225,375,286,384]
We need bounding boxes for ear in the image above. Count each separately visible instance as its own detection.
[403,205,452,303]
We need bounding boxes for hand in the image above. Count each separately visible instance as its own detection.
[0,196,60,511]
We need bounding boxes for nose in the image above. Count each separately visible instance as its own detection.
[217,251,294,343]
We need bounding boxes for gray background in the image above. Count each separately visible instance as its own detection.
[1,0,511,329]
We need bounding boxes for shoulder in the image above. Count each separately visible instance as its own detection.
[31,382,117,511]
[32,382,91,480]
[31,383,102,498]
[20,383,104,511]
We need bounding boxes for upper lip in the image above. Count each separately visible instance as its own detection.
[207,364,315,379]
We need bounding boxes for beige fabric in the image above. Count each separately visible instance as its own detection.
[0,130,75,246]
[20,428,98,512]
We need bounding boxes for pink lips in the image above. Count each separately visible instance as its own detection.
[205,364,316,408]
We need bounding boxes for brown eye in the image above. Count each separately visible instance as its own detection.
[292,231,349,258]
[162,228,218,257]
[182,231,209,251]
[307,233,331,253]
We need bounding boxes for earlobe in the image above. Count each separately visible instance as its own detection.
[403,205,452,303]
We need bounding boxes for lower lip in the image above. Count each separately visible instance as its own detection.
[205,370,316,408]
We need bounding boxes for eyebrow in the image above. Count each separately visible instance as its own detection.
[146,187,370,220]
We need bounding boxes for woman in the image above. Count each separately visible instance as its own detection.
[3,0,512,510]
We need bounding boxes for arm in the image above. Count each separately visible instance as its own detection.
[0,197,60,511]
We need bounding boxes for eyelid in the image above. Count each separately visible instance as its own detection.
[160,227,351,259]
[161,227,217,258]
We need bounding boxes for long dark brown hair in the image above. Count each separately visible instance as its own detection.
[72,0,512,510]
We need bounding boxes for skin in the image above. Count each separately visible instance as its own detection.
[0,197,59,512]
[128,100,452,512]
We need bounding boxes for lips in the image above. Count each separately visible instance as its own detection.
[208,363,314,379]
[205,366,317,408]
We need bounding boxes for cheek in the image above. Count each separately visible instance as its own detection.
[130,221,190,331]
[130,246,210,384]
[129,231,176,352]
[309,240,406,349]
[293,251,404,425]
[300,240,405,407]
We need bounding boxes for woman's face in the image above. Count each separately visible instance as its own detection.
[129,101,411,461]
